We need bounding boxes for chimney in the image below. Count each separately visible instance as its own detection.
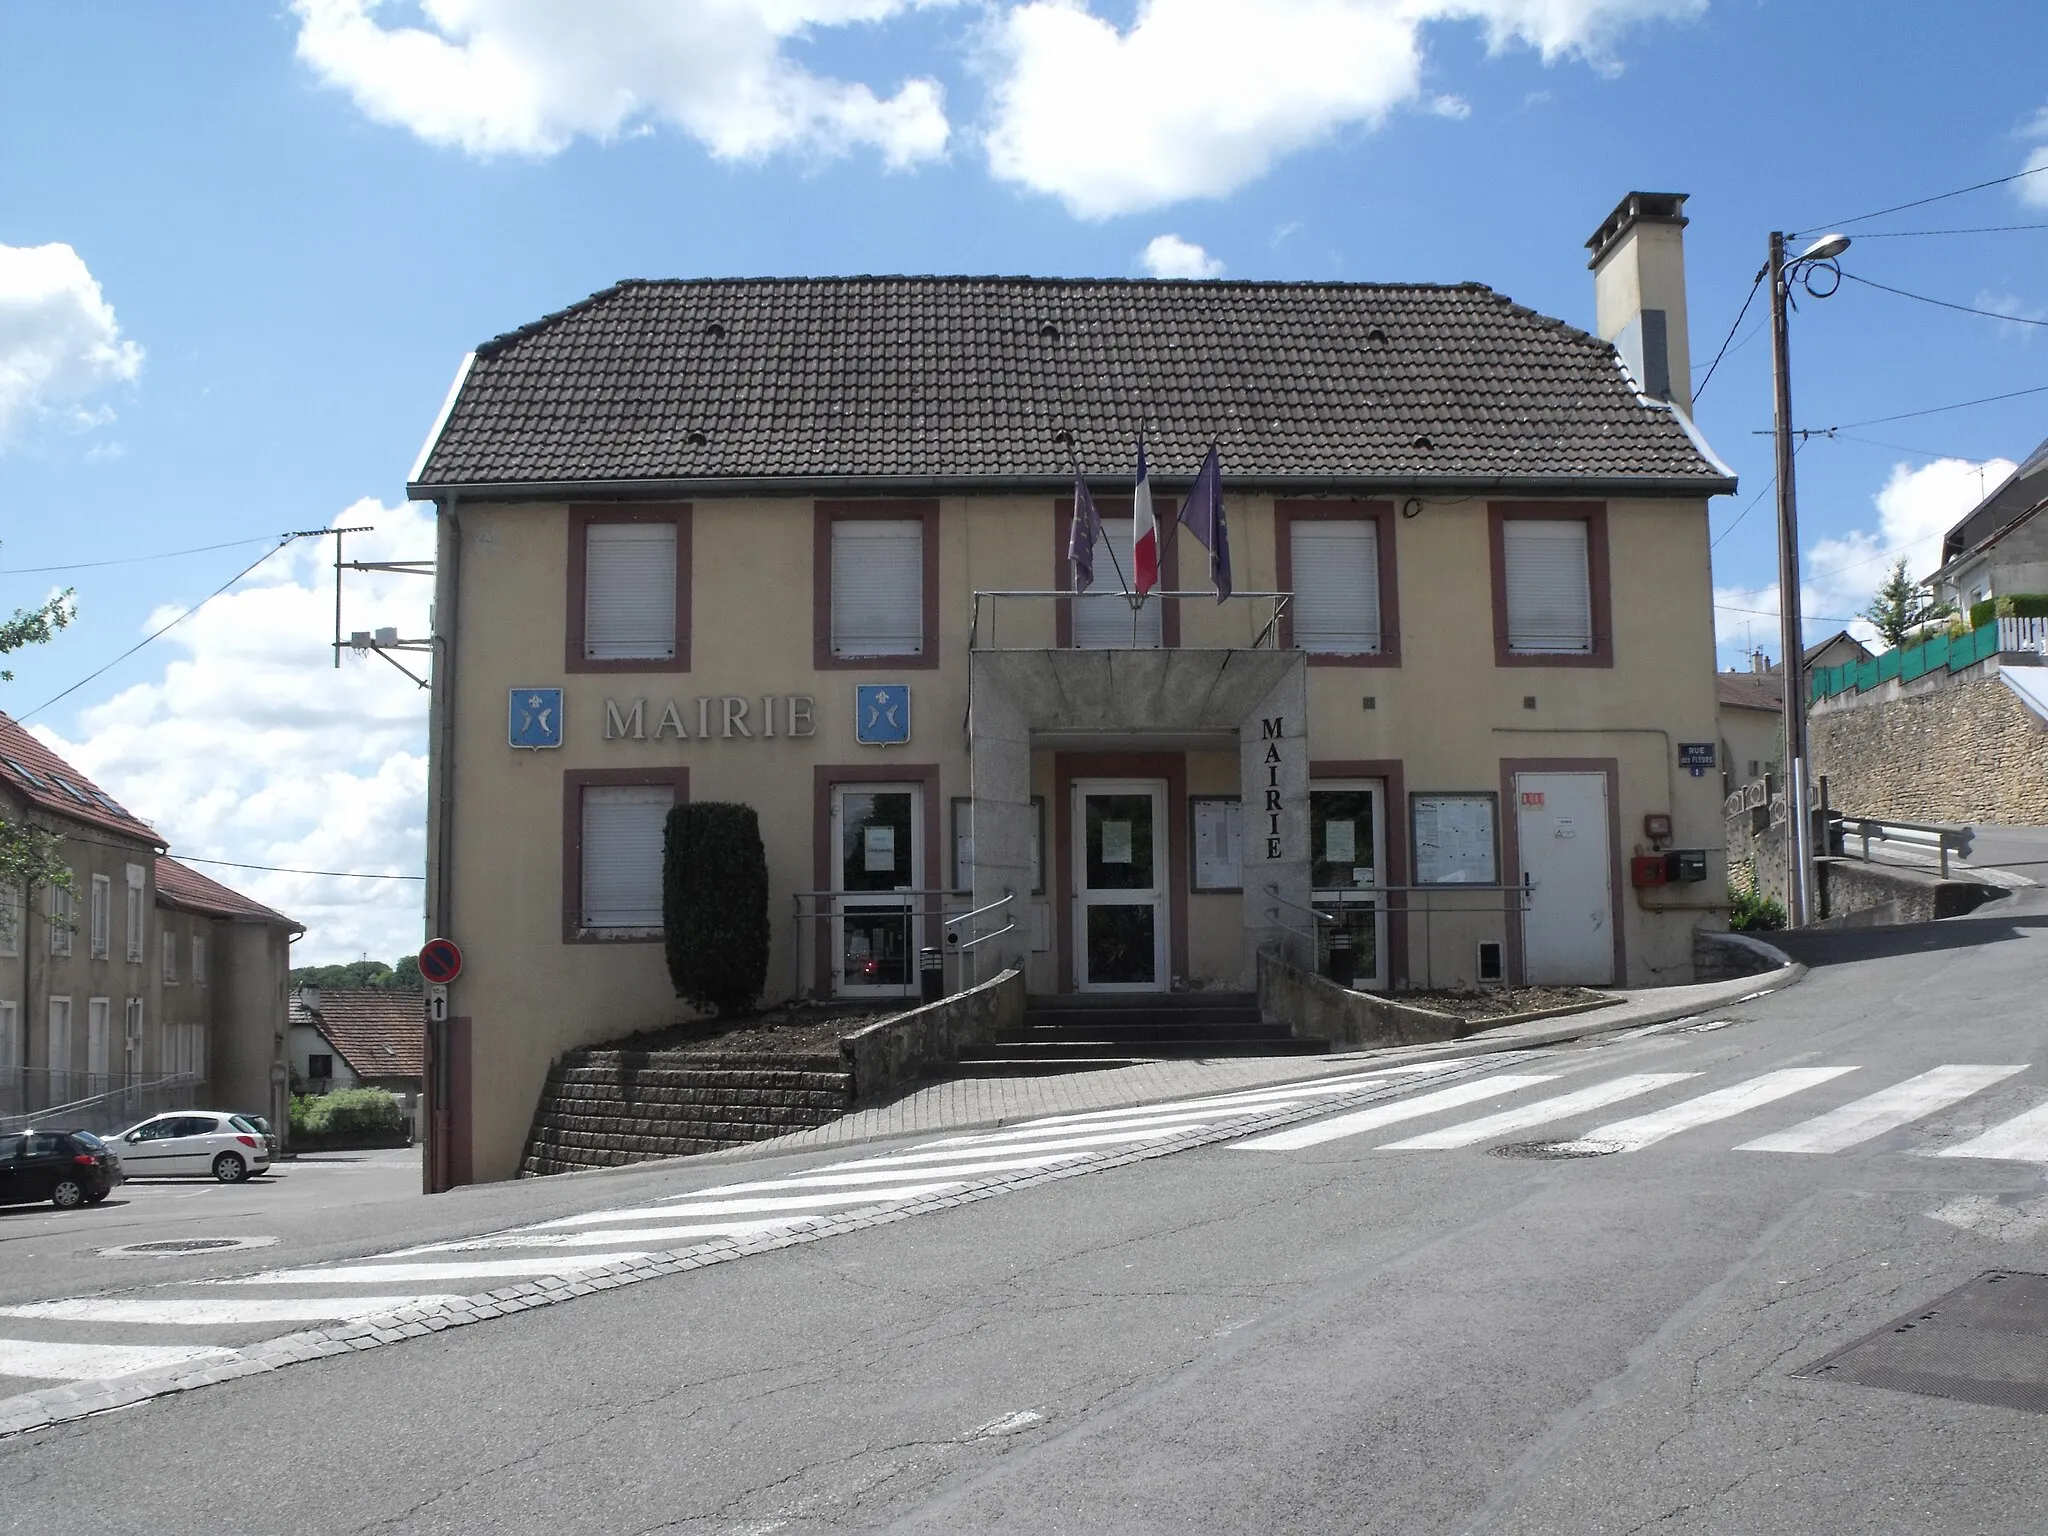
[1587,191,1693,416]
[1751,648,1770,674]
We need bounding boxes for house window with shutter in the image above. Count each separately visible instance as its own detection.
[0,886,18,960]
[1274,502,1399,664]
[49,876,73,958]
[125,864,145,962]
[566,506,691,672]
[90,874,110,959]
[1071,518,1166,649]
[814,503,938,669]
[1489,504,1611,667]
[162,929,177,985]
[563,770,689,942]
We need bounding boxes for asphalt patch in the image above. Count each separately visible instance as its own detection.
[1799,1270,2048,1415]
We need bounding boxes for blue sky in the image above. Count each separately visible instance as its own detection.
[2,0,2045,961]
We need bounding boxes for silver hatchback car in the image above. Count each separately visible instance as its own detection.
[114,1112,272,1183]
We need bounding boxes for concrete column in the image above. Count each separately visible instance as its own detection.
[1239,667,1312,975]
[967,654,1034,979]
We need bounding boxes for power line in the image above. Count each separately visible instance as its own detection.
[1841,270,2048,327]
[1831,380,2048,430]
[0,535,280,576]
[1710,471,1777,550]
[1716,602,1861,625]
[16,538,305,724]
[1692,270,1764,402]
[174,854,423,882]
[1855,222,2048,238]
[1801,162,2048,234]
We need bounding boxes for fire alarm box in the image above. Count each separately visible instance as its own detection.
[1642,812,1673,844]
[1630,855,1669,888]
[1666,849,1709,884]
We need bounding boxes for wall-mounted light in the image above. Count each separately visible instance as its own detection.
[1401,497,1424,520]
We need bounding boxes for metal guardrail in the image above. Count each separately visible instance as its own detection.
[1,1070,208,1136]
[1829,814,1975,877]
[969,590,1296,650]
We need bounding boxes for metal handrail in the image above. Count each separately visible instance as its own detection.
[1263,883,1338,925]
[970,589,1294,651]
[1828,813,1974,877]
[951,890,1016,956]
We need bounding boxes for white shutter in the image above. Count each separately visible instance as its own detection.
[831,521,924,656]
[125,865,145,962]
[585,523,678,660]
[0,1001,16,1070]
[0,886,17,959]
[1290,521,1381,654]
[581,785,675,930]
[1072,519,1165,648]
[1503,520,1593,653]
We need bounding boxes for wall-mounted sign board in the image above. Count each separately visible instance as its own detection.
[1412,794,1498,885]
[1191,797,1243,891]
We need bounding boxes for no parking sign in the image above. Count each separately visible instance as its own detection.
[419,937,463,986]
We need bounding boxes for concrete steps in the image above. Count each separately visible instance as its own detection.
[958,993,1326,1076]
[520,1055,853,1176]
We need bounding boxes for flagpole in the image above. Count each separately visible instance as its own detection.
[1152,434,1215,579]
[1064,435,1133,598]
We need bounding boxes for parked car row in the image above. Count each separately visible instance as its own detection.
[1,1109,274,1210]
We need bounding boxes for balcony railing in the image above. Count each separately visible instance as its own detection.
[969,590,1294,651]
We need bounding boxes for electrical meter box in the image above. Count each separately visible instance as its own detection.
[1666,849,1709,884]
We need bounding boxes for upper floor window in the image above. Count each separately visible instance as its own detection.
[1072,519,1165,649]
[1489,504,1611,667]
[89,874,110,959]
[1276,502,1399,664]
[161,929,177,985]
[49,877,73,958]
[816,503,938,669]
[192,934,208,986]
[125,864,145,962]
[567,506,691,672]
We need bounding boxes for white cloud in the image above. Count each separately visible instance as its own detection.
[1712,455,2018,660]
[980,0,1703,218]
[0,242,144,448]
[1428,93,1472,119]
[33,499,435,966]
[1974,288,2047,342]
[1139,233,1224,278]
[290,0,954,168]
[2019,107,2048,209]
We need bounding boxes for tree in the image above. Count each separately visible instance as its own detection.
[663,802,770,1016]
[1,567,78,946]
[287,957,424,992]
[1862,558,1953,648]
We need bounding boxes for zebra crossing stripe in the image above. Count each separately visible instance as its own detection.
[1571,1067,1856,1153]
[1737,1065,2027,1154]
[1007,1063,1472,1132]
[1230,1075,1561,1152]
[1377,1074,1698,1151]
[0,1297,468,1326]
[721,1153,1104,1192]
[215,1253,660,1286]
[1932,1098,2048,1162]
[0,1339,238,1382]
[528,1182,967,1231]
[403,1218,829,1254]
[833,1126,1215,1165]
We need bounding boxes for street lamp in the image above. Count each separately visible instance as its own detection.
[1768,228,1851,925]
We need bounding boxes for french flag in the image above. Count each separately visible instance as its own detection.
[1132,437,1159,595]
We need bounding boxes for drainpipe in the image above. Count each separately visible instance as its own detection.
[425,495,461,1191]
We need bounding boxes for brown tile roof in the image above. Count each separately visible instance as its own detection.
[154,856,300,929]
[1717,672,1784,712]
[291,988,425,1081]
[410,277,1735,496]
[0,712,162,846]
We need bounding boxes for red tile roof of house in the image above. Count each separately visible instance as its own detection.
[290,988,425,1081]
[0,711,163,846]
[154,856,300,929]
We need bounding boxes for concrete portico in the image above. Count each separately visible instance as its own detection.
[968,647,1309,987]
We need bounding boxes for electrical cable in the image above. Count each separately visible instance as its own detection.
[1827,380,2048,430]
[0,536,280,576]
[1840,271,2048,327]
[174,854,423,882]
[1854,222,2048,238]
[1799,162,2048,235]
[1692,270,1764,403]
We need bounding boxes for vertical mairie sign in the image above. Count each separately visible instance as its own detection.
[1260,716,1285,859]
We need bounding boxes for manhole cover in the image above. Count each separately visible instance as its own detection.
[1489,1139,1625,1160]
[1798,1270,2048,1415]
[99,1236,278,1257]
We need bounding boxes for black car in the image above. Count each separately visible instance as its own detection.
[0,1129,125,1209]
[239,1113,280,1164]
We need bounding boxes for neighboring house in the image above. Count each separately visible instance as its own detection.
[289,987,424,1098]
[1803,631,1873,675]
[1716,669,1783,794]
[407,189,1739,1185]
[1929,435,2048,616]
[0,713,301,1132]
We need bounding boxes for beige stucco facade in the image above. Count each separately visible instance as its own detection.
[429,485,1729,1184]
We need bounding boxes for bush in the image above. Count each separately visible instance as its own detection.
[664,802,770,1015]
[291,1087,404,1137]
[1969,593,2048,628]
[1728,886,1787,933]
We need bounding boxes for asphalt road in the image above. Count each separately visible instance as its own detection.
[6,891,2048,1533]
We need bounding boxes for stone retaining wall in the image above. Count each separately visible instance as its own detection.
[838,969,1025,1101]
[1257,952,1472,1048]
[1692,929,1791,982]
[1809,669,2048,824]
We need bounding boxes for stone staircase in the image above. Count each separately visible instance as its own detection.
[957,993,1327,1075]
[520,1049,854,1176]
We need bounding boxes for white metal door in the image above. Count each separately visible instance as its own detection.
[1073,780,1168,992]
[1309,780,1387,990]
[831,784,922,998]
[1515,772,1614,985]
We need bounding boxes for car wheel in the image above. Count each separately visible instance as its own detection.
[50,1178,86,1209]
[211,1152,248,1184]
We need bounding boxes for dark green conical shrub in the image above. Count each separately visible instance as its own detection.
[663,802,769,1015]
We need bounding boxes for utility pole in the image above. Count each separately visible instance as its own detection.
[1767,230,1813,926]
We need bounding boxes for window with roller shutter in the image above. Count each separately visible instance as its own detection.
[1489,504,1611,667]
[1071,518,1165,649]
[566,506,690,672]
[1290,522,1381,654]
[580,785,674,932]
[831,521,924,657]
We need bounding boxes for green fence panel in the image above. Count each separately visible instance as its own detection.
[1858,657,1880,691]
[1877,649,1901,682]
[1926,633,1951,672]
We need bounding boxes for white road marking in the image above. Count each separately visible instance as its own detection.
[1570,1068,1858,1153]
[1736,1066,2027,1154]
[1230,1075,1561,1152]
[0,1339,238,1381]
[531,1183,967,1230]
[827,1125,1227,1168]
[402,1219,830,1254]
[964,1409,1044,1439]
[0,1297,466,1326]
[1006,1064,1472,1131]
[1378,1074,1698,1150]
[1932,1099,2048,1162]
[216,1253,658,1285]
[735,1153,1104,1190]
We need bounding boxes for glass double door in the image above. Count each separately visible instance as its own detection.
[1073,780,1169,992]
[1310,780,1387,990]
[832,784,921,998]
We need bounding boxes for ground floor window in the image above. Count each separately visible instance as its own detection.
[565,770,689,940]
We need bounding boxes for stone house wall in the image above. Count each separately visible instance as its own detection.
[1809,668,2048,824]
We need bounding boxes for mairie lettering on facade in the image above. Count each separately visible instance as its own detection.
[411,190,1734,1186]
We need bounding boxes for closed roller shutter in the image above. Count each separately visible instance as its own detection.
[582,785,675,930]
[832,521,924,656]
[1072,518,1164,648]
[585,523,677,660]
[1290,521,1380,653]
[1503,520,1592,653]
